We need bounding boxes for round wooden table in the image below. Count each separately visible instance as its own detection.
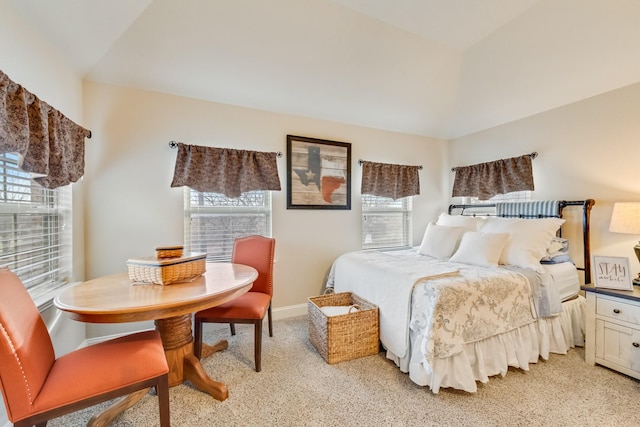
[54,262,257,425]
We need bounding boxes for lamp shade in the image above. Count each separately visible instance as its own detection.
[609,202,640,234]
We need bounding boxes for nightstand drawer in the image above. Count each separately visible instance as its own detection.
[597,296,640,325]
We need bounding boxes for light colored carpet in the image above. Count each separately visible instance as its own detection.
[49,315,640,426]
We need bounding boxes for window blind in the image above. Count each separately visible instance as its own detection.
[0,153,72,299]
[459,190,532,205]
[362,194,412,250]
[184,189,272,262]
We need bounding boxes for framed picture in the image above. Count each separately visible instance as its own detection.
[286,135,351,210]
[593,255,634,290]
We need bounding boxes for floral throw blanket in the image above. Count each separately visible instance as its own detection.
[328,249,537,362]
[410,262,537,365]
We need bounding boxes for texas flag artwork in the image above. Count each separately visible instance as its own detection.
[286,136,351,210]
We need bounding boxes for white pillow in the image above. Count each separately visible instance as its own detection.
[480,217,565,271]
[418,222,465,259]
[436,212,485,232]
[449,231,509,268]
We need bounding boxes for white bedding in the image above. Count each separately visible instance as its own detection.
[398,295,584,393]
[542,262,580,301]
[329,249,536,359]
[327,247,585,393]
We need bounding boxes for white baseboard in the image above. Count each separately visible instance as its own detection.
[85,328,154,346]
[272,303,307,320]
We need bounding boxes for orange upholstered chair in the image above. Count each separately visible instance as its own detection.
[0,269,170,427]
[194,235,275,372]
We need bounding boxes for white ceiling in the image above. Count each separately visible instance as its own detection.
[9,0,640,139]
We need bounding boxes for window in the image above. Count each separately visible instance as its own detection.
[487,190,531,202]
[362,194,412,249]
[185,189,272,262]
[0,153,72,299]
[458,190,532,206]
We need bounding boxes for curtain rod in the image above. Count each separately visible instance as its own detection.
[451,151,538,172]
[357,159,423,170]
[169,141,282,157]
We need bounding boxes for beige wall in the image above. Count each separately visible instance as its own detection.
[0,3,82,120]
[450,82,640,282]
[82,81,449,329]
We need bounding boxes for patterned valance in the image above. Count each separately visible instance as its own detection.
[0,70,91,189]
[170,143,281,198]
[452,154,535,200]
[360,160,420,200]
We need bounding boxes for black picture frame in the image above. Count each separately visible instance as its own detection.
[286,135,351,210]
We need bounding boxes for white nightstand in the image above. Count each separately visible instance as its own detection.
[582,284,640,380]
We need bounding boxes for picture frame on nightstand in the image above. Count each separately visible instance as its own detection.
[593,255,634,291]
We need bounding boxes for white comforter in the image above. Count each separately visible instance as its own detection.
[328,249,538,363]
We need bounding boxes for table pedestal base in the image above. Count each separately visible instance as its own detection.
[87,388,150,427]
[200,339,229,359]
[155,314,229,400]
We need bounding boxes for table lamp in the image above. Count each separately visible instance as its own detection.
[609,202,640,285]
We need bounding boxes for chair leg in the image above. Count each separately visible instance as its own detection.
[157,374,170,427]
[230,323,236,336]
[267,304,273,337]
[254,319,262,372]
[194,317,203,359]
[15,419,41,427]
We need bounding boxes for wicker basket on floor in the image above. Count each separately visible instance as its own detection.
[308,291,379,364]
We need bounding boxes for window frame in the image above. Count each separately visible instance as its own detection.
[184,189,272,262]
[361,194,413,250]
[0,153,72,300]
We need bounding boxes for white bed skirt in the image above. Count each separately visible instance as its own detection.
[386,294,586,394]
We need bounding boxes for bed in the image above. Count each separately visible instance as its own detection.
[327,199,595,393]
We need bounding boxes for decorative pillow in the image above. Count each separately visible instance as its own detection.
[540,253,572,265]
[418,222,465,259]
[545,237,569,257]
[436,212,485,232]
[541,237,571,264]
[480,217,565,271]
[449,231,509,268]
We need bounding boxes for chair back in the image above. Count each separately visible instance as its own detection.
[0,269,56,422]
[231,235,275,296]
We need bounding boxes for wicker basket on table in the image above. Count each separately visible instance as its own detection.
[307,291,379,364]
[127,252,206,285]
[155,245,184,259]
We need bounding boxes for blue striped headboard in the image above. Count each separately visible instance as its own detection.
[495,200,560,218]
